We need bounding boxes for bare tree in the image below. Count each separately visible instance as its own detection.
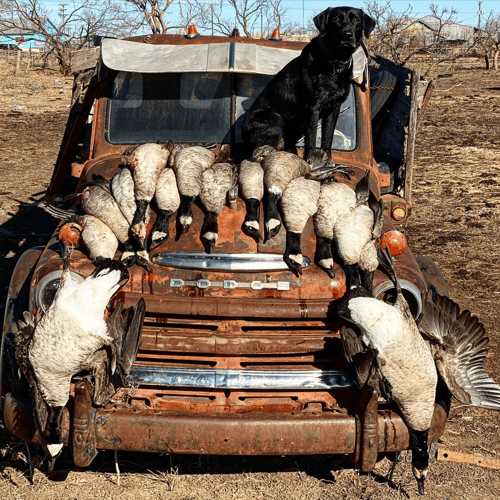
[475,11,500,70]
[182,0,294,38]
[125,0,185,34]
[0,0,137,74]
[363,1,460,67]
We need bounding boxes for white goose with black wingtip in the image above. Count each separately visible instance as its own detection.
[338,247,500,495]
[15,241,145,468]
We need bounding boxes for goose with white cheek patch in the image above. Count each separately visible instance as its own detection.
[173,144,231,235]
[81,176,149,270]
[45,206,119,265]
[110,168,151,266]
[199,162,238,252]
[331,170,383,291]
[252,145,311,242]
[238,159,264,241]
[149,167,180,251]
[14,241,145,469]
[120,142,174,249]
[253,146,345,242]
[338,247,500,495]
[280,176,321,276]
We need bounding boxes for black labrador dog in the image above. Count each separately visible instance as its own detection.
[241,6,375,162]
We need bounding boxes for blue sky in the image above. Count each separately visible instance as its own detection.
[285,1,496,28]
[31,1,499,31]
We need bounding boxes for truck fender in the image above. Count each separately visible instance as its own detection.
[414,255,448,298]
[0,246,44,410]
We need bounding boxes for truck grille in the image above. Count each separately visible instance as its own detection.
[131,311,348,390]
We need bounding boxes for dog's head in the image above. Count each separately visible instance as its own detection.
[313,7,375,56]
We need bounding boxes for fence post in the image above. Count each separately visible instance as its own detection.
[15,49,21,75]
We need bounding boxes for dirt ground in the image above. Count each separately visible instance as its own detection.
[0,56,500,499]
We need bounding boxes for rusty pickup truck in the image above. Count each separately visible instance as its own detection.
[1,30,449,471]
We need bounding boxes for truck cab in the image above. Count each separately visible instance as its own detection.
[1,32,449,470]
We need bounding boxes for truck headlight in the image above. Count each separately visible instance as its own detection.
[35,271,84,314]
[373,279,422,320]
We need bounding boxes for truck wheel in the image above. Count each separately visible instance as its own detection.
[370,68,397,120]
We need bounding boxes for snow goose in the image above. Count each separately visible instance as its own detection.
[280,176,321,276]
[15,241,145,468]
[173,144,231,235]
[199,162,238,252]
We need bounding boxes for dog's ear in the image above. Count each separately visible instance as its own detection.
[313,7,334,34]
[362,11,376,38]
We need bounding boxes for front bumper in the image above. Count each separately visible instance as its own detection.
[4,379,448,471]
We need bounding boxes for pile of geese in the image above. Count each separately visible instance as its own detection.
[39,142,500,496]
[47,141,382,288]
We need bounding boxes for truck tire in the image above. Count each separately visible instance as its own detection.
[370,68,397,120]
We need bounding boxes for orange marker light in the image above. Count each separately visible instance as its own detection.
[381,230,407,257]
[185,25,200,39]
[270,28,282,41]
[59,223,82,248]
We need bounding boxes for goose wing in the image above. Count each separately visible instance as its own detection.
[418,291,500,409]
[86,298,145,406]
[16,313,52,455]
[368,193,384,240]
[340,326,392,400]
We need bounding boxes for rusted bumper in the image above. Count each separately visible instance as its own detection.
[3,380,448,469]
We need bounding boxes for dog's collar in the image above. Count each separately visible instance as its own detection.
[317,36,353,69]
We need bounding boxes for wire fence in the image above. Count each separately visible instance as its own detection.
[0,47,60,73]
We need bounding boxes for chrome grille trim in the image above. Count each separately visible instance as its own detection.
[152,252,311,272]
[129,366,353,390]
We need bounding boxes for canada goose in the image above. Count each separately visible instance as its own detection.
[149,167,181,251]
[81,176,150,271]
[253,146,312,242]
[121,142,174,248]
[199,162,238,252]
[238,159,264,241]
[45,206,119,265]
[338,250,438,495]
[338,248,500,494]
[330,170,383,290]
[280,176,321,276]
[15,241,145,468]
[111,167,151,230]
[253,147,347,242]
[174,144,231,234]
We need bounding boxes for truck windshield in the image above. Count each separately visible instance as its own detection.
[107,71,356,150]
